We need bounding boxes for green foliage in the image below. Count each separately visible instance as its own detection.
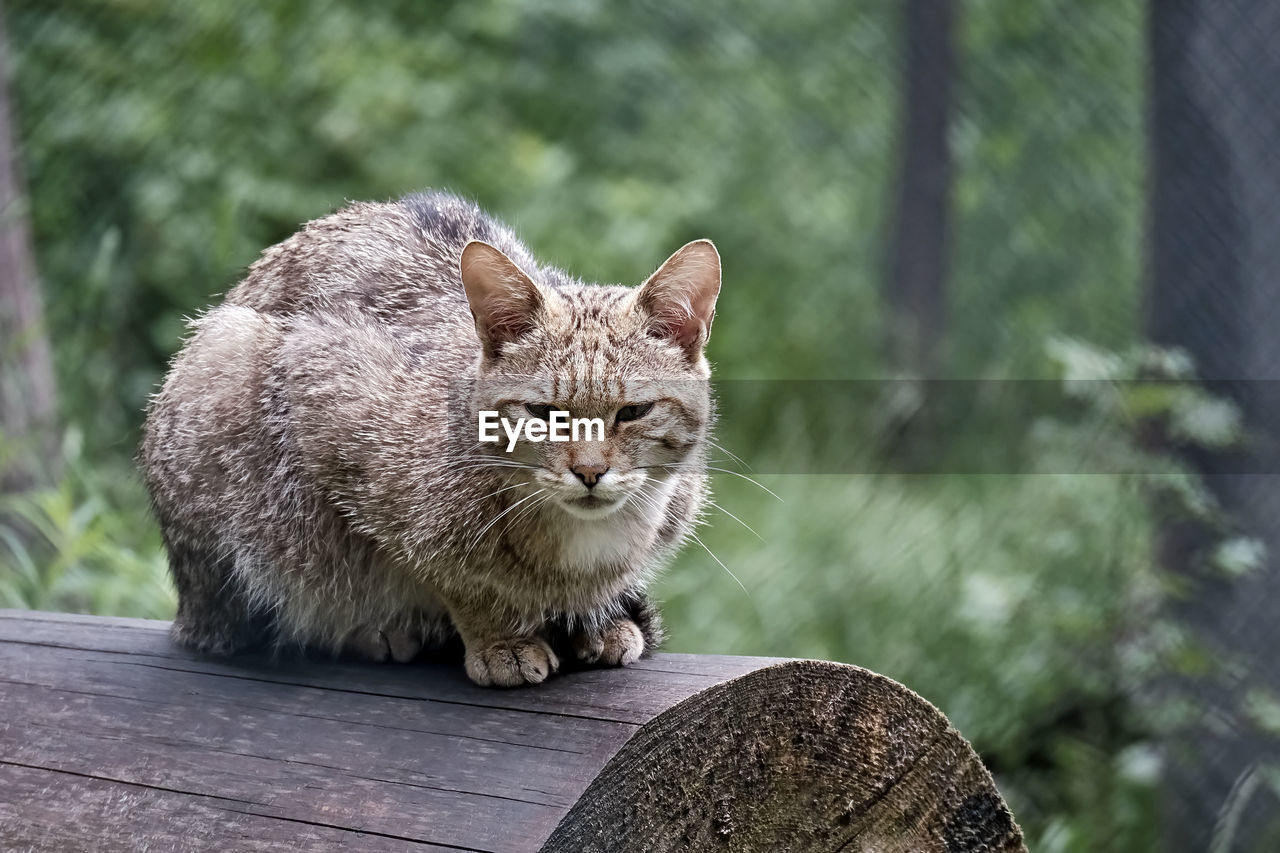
[0,428,173,618]
[660,374,1165,849]
[655,340,1252,849]
[11,0,1144,446]
[2,0,1182,846]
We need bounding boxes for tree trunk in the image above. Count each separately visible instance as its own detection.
[882,0,956,380]
[0,1,58,492]
[1147,0,1280,847]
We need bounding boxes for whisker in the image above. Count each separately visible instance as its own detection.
[470,481,533,503]
[502,491,554,538]
[439,451,533,464]
[636,463,784,502]
[707,439,750,471]
[706,500,765,542]
[412,455,539,476]
[448,461,539,473]
[687,531,751,599]
[624,481,661,516]
[626,480,757,609]
[635,459,730,470]
[704,467,784,502]
[465,489,546,559]
[629,479,668,517]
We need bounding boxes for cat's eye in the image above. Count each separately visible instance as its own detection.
[525,403,554,420]
[616,402,655,423]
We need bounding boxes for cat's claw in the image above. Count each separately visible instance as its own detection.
[574,618,645,667]
[466,636,560,687]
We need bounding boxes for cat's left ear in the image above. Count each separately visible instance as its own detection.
[636,239,721,360]
[460,241,544,359]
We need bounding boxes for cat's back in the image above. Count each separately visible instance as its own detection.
[226,191,538,322]
[143,192,530,507]
[143,192,526,541]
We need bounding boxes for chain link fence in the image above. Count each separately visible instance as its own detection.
[4,0,1280,848]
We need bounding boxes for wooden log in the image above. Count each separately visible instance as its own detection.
[0,610,1025,852]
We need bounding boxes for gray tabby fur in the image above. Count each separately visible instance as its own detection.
[139,191,720,686]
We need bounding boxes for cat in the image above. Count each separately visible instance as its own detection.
[138,191,720,687]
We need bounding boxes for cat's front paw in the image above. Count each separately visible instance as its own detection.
[344,627,424,663]
[465,636,560,687]
[573,618,645,667]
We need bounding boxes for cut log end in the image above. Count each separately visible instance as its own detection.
[545,660,1025,852]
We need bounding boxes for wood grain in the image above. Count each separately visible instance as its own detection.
[0,610,1024,852]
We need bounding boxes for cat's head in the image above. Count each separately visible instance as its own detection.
[461,239,720,520]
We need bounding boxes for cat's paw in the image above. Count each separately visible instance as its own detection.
[466,636,560,687]
[573,618,645,667]
[344,628,423,663]
[345,628,391,662]
[385,629,424,663]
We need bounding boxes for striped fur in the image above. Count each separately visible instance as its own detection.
[139,191,719,686]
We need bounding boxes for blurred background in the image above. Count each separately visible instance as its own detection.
[2,0,1279,849]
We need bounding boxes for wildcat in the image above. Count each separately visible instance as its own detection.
[138,191,719,687]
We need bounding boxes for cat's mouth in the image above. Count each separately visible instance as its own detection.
[559,493,627,519]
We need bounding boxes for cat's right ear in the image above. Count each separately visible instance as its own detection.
[636,239,721,361]
[460,241,544,359]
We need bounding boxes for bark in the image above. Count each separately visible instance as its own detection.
[0,2,58,492]
[882,0,957,379]
[1147,0,1280,846]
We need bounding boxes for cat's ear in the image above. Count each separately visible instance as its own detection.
[460,241,544,358]
[636,239,721,360]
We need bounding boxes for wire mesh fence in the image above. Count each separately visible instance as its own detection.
[3,0,1280,848]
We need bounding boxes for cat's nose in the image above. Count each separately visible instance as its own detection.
[571,464,609,489]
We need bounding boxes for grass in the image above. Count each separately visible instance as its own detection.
[0,427,174,618]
